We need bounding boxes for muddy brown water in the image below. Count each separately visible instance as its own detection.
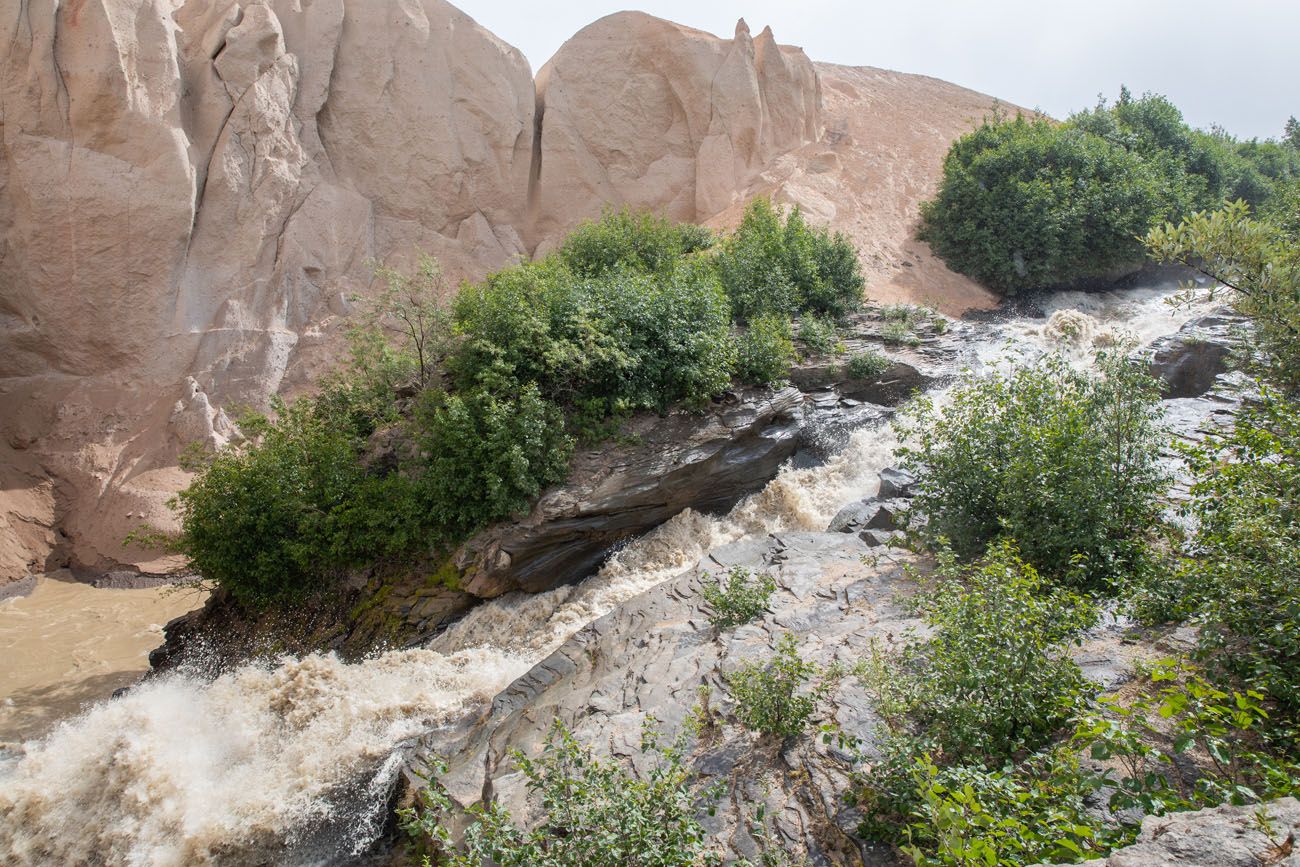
[0,573,207,742]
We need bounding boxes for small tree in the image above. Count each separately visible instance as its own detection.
[727,633,827,738]
[1285,116,1300,149]
[363,254,453,388]
[896,351,1167,590]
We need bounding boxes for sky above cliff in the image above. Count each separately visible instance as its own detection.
[455,0,1295,142]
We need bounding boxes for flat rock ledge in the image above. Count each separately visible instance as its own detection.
[1038,797,1300,866]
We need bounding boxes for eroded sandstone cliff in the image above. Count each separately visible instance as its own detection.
[0,0,1002,584]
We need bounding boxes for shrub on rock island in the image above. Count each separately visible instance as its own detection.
[896,351,1166,590]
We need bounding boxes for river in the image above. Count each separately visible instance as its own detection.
[0,286,1212,865]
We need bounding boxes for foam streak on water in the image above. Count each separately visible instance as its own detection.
[0,287,1213,865]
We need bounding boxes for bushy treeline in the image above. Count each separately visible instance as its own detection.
[858,199,1300,865]
[921,89,1300,294]
[169,202,864,607]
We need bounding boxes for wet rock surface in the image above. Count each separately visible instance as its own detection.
[411,530,920,866]
[1146,311,1242,398]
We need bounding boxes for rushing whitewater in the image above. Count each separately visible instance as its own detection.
[0,287,1213,865]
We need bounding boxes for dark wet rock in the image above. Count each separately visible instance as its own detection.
[827,498,907,534]
[876,467,916,499]
[1146,312,1240,398]
[453,387,805,597]
[87,570,182,590]
[0,574,37,602]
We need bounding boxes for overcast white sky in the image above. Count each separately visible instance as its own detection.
[454,0,1295,141]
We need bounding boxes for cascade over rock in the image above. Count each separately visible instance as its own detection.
[0,0,1008,585]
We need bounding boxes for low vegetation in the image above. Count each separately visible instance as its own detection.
[400,720,722,867]
[726,633,829,739]
[700,565,776,629]
[921,92,1300,295]
[161,202,863,607]
[896,351,1167,590]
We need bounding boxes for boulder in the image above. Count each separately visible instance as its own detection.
[1037,797,1300,866]
[827,498,907,534]
[877,467,916,499]
[1146,312,1239,398]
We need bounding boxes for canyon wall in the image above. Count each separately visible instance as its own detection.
[0,0,1000,583]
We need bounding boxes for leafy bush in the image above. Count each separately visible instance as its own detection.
[714,198,863,320]
[727,633,827,738]
[1166,394,1300,731]
[560,208,714,277]
[896,352,1167,589]
[880,320,920,347]
[1074,662,1300,815]
[922,92,1300,296]
[920,113,1167,295]
[862,543,1095,765]
[700,566,777,629]
[400,720,724,867]
[843,351,890,380]
[409,385,573,541]
[897,751,1121,867]
[1146,201,1300,395]
[735,313,796,386]
[451,258,735,413]
[796,315,840,356]
[173,397,367,607]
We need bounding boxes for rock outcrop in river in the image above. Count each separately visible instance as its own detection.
[0,0,1007,587]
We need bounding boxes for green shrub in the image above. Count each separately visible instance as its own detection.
[735,313,796,386]
[920,113,1167,295]
[727,633,827,738]
[400,720,724,867]
[714,198,863,320]
[1146,201,1300,395]
[1168,394,1300,732]
[559,208,714,277]
[880,320,920,347]
[796,315,840,356]
[862,542,1095,765]
[896,352,1166,589]
[843,351,890,380]
[923,92,1300,296]
[451,259,734,414]
[700,566,777,629]
[173,396,368,607]
[1074,662,1300,815]
[897,751,1120,867]
[410,385,573,541]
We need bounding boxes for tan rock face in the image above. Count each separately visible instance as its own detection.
[530,13,821,249]
[0,2,1005,583]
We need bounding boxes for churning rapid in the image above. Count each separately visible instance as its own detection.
[0,287,1212,866]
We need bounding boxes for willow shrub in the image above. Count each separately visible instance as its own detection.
[714,197,864,321]
[896,352,1167,591]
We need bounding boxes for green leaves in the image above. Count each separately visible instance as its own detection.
[921,92,1300,296]
[402,720,726,867]
[714,198,864,321]
[700,566,776,629]
[735,313,797,386]
[898,351,1167,591]
[727,633,829,739]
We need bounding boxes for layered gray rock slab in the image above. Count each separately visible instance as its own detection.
[411,531,922,865]
[454,387,806,597]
